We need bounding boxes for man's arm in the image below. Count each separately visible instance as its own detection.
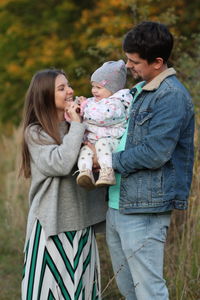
[112,90,191,176]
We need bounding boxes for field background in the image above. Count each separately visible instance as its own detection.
[1,125,199,300]
[0,0,199,299]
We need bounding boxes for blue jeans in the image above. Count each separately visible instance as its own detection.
[106,208,171,300]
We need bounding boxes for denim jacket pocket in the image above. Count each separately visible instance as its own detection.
[133,111,153,143]
[135,111,153,126]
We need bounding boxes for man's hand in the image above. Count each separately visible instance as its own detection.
[84,141,100,171]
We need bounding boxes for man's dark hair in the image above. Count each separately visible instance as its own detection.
[123,21,174,64]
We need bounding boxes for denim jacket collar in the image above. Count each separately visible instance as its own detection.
[143,68,176,91]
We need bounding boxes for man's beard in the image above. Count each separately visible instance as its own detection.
[128,69,142,82]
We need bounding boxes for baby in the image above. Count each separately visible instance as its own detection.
[76,60,133,189]
[66,60,133,189]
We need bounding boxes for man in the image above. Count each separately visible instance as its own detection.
[106,21,194,299]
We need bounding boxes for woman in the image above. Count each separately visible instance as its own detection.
[20,68,107,299]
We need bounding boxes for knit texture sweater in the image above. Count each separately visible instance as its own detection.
[24,121,107,249]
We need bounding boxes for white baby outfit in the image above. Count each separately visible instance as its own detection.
[78,89,133,171]
[75,59,133,188]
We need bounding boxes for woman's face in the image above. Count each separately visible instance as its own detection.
[55,74,74,121]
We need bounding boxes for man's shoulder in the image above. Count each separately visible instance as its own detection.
[160,75,191,101]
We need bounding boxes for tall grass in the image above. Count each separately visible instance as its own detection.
[0,122,199,300]
[0,128,29,300]
[164,115,200,299]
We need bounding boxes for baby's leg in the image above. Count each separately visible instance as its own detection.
[77,145,95,190]
[78,145,93,171]
[95,138,119,168]
[95,138,119,187]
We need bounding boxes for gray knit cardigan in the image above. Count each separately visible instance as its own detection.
[24,121,107,249]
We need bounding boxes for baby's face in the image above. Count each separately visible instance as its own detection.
[91,81,112,102]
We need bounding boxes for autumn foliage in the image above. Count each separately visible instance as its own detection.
[0,0,199,127]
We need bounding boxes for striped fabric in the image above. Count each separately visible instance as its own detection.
[22,220,101,300]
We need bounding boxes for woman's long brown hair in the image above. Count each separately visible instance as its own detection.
[20,69,66,178]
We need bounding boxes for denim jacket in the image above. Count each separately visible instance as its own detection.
[112,68,194,213]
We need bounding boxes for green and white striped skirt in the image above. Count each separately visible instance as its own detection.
[22,220,101,300]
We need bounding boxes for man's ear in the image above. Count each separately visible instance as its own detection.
[154,57,164,70]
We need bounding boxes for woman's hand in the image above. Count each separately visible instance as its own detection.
[65,102,82,123]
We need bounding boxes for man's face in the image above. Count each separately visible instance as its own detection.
[125,52,157,83]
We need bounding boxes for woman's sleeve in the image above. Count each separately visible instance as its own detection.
[27,122,85,177]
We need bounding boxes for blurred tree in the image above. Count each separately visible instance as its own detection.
[0,0,96,125]
[0,0,199,126]
[74,0,200,96]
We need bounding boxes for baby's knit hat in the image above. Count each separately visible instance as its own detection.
[91,60,127,94]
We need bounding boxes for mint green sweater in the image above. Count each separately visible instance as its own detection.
[24,121,107,248]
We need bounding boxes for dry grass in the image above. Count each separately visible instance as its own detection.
[0,123,199,299]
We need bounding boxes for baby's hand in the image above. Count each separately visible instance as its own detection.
[64,102,81,123]
[76,96,87,105]
[74,96,87,116]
